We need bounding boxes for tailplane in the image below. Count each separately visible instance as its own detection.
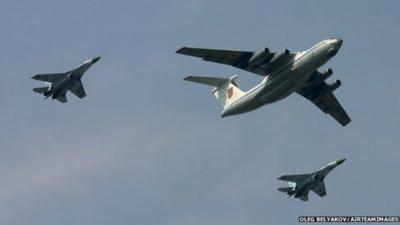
[278,187,295,197]
[278,187,293,193]
[184,75,245,108]
[33,82,51,94]
[33,87,49,94]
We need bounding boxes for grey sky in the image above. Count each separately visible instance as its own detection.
[0,0,399,224]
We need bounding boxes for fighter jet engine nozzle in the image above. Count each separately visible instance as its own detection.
[327,79,341,92]
[248,48,270,66]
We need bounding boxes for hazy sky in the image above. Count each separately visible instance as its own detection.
[0,0,399,224]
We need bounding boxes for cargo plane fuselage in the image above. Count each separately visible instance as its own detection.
[179,38,350,125]
[221,38,343,117]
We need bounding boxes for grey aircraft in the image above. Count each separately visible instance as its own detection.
[177,38,351,126]
[278,159,346,201]
[32,56,101,103]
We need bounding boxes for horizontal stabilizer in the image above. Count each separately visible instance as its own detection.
[278,187,292,193]
[184,76,229,87]
[184,75,244,109]
[33,87,49,94]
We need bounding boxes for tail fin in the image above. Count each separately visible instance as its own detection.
[33,87,49,94]
[184,75,245,108]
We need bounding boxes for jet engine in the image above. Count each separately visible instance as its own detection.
[248,48,270,66]
[267,49,291,69]
[322,68,333,79]
[313,79,341,98]
[313,68,333,85]
[326,79,341,93]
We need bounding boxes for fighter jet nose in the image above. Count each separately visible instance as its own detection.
[336,158,346,165]
[92,56,101,64]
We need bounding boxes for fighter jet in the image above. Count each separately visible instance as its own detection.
[278,159,346,201]
[32,56,101,103]
[176,38,351,126]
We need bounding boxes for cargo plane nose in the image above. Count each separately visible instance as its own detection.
[327,38,343,57]
[335,38,343,48]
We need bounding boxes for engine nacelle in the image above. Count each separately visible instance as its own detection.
[284,49,290,55]
[313,68,333,85]
[327,79,341,93]
[268,49,290,68]
[322,68,333,78]
[248,47,270,66]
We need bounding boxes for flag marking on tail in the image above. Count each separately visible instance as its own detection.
[228,87,233,99]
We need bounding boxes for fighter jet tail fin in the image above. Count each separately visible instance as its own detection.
[184,75,245,108]
[33,87,49,94]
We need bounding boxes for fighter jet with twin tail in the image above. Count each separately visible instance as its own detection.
[32,56,101,103]
[278,159,346,201]
[177,38,351,126]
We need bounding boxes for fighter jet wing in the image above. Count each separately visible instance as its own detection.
[31,73,67,83]
[278,174,311,183]
[298,191,309,201]
[56,94,67,103]
[176,47,254,68]
[297,74,351,126]
[70,80,86,98]
[312,181,327,197]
